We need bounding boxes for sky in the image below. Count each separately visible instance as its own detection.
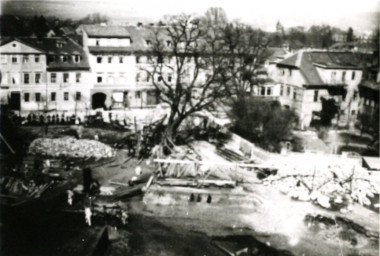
[2,0,379,32]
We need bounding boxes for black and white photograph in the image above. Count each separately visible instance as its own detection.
[0,0,379,255]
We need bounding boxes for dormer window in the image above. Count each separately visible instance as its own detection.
[48,55,56,63]
[57,42,63,48]
[61,55,68,63]
[146,40,151,46]
[73,55,81,63]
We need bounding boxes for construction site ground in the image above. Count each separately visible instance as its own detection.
[1,125,379,256]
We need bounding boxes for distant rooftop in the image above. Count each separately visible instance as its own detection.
[79,25,131,38]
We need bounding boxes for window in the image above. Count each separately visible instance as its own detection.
[353,91,358,100]
[76,92,81,101]
[146,72,150,82]
[35,55,40,63]
[119,57,123,63]
[119,76,126,84]
[12,56,18,63]
[289,69,292,77]
[136,56,140,63]
[97,75,103,83]
[136,91,141,99]
[64,92,69,101]
[76,73,81,83]
[35,73,41,84]
[261,87,265,96]
[24,73,30,84]
[331,71,336,81]
[342,71,346,82]
[35,93,41,102]
[108,56,112,63]
[50,73,57,83]
[23,55,29,63]
[282,70,285,76]
[63,73,69,83]
[266,87,272,96]
[168,75,172,82]
[48,55,56,63]
[136,73,140,82]
[96,40,100,46]
[293,91,296,100]
[1,55,7,63]
[51,92,56,101]
[352,71,356,80]
[158,76,163,82]
[107,76,114,84]
[97,56,102,63]
[351,110,356,115]
[313,90,319,102]
[61,55,68,63]
[11,73,18,84]
[280,85,284,96]
[287,86,291,96]
[73,55,80,63]
[146,40,151,46]
[166,41,172,47]
[24,93,30,102]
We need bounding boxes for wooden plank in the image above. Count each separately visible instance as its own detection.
[153,158,274,169]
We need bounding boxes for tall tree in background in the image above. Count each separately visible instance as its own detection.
[347,27,354,42]
[144,14,227,145]
[219,21,270,100]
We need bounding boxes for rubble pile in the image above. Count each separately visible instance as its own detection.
[29,137,116,159]
[262,162,379,209]
[0,176,55,199]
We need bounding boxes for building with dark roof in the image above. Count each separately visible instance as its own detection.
[266,50,367,128]
[0,37,92,114]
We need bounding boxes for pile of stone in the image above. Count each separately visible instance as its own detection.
[29,137,116,159]
[262,163,378,209]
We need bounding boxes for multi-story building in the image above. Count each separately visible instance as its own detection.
[266,50,365,128]
[0,37,91,115]
[77,24,161,110]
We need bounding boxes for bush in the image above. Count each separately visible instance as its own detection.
[229,97,298,152]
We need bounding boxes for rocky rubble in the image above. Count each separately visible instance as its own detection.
[262,162,379,209]
[28,137,116,159]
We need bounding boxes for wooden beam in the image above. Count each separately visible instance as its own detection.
[153,158,276,169]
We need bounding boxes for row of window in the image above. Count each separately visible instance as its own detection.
[50,72,82,84]
[279,85,297,100]
[95,72,172,84]
[48,55,81,63]
[331,71,356,82]
[2,72,82,85]
[24,92,81,102]
[1,54,41,64]
[95,55,193,64]
[1,54,81,64]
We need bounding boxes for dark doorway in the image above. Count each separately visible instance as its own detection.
[92,93,106,109]
[9,92,21,110]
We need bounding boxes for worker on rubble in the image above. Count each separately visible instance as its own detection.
[85,207,92,226]
[67,190,74,205]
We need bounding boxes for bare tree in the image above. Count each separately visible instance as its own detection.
[219,21,270,100]
[143,14,227,144]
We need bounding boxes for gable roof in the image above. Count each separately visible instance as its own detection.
[80,25,131,38]
[1,37,90,71]
[277,51,365,86]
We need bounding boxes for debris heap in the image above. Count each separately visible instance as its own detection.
[262,161,379,209]
[29,137,116,159]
